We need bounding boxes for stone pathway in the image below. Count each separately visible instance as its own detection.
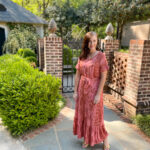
[0,126,26,150]
[0,93,150,150]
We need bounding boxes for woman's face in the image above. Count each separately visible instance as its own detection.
[88,35,97,51]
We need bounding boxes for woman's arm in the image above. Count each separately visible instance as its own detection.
[94,53,109,104]
[94,71,107,104]
[73,70,81,100]
[96,71,107,96]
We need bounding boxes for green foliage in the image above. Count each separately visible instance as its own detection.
[132,114,150,137]
[46,1,79,39]
[97,0,150,40]
[17,48,37,65]
[63,45,73,65]
[72,49,81,73]
[17,48,36,58]
[11,0,150,42]
[3,24,39,54]
[0,54,62,136]
[26,56,37,64]
[63,45,81,74]
[71,24,86,40]
[7,23,36,33]
[118,49,129,53]
[72,49,81,58]
[12,0,53,17]
[76,0,99,31]
[12,0,87,17]
[119,46,129,53]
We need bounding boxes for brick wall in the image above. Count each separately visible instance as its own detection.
[44,37,63,81]
[100,40,120,91]
[108,51,128,100]
[122,40,150,117]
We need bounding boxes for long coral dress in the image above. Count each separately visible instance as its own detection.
[73,51,109,146]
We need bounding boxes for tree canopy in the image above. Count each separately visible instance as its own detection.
[11,0,150,41]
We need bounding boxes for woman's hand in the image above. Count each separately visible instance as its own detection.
[73,92,78,101]
[93,94,101,104]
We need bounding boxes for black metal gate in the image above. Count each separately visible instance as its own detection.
[62,43,81,93]
[0,27,5,56]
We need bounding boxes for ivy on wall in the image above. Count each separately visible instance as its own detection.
[3,23,39,54]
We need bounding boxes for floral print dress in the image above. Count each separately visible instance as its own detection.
[73,51,109,146]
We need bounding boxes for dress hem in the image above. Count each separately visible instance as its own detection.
[73,132,109,147]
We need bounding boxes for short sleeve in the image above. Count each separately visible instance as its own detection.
[100,53,109,72]
[75,58,80,70]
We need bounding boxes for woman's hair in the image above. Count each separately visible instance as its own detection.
[79,31,100,60]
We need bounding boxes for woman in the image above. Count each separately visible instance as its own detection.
[73,31,110,150]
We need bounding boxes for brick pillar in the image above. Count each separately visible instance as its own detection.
[122,40,150,118]
[101,40,120,91]
[38,38,44,71]
[44,37,63,86]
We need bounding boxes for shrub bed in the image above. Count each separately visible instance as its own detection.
[132,114,150,137]
[17,48,37,65]
[0,54,63,136]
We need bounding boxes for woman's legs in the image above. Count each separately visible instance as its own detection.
[103,136,110,149]
[82,140,89,148]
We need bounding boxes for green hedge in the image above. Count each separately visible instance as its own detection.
[132,114,150,137]
[17,48,37,65]
[63,45,81,74]
[17,48,36,58]
[0,54,62,136]
[26,56,37,64]
[118,49,129,53]
[63,45,73,65]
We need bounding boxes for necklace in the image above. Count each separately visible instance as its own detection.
[88,51,98,59]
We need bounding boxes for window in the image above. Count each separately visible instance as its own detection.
[0,4,6,11]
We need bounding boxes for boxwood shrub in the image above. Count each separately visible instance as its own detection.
[0,54,62,136]
[17,48,37,65]
[17,48,36,58]
[132,114,150,137]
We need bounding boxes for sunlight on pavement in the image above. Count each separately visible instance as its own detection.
[60,107,75,120]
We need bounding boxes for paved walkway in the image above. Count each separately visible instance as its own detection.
[0,93,150,150]
[0,126,26,150]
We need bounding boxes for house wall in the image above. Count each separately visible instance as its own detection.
[0,22,44,39]
[35,24,44,38]
[0,22,9,39]
[121,20,150,47]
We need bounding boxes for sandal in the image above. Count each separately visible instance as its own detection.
[82,141,89,148]
[103,143,110,150]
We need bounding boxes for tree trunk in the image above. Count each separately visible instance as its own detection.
[118,22,124,48]
[22,1,24,7]
[60,26,63,38]
[116,22,119,39]
[86,24,90,32]
[42,0,46,18]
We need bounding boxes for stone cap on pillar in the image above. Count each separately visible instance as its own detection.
[48,18,57,37]
[105,23,114,40]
